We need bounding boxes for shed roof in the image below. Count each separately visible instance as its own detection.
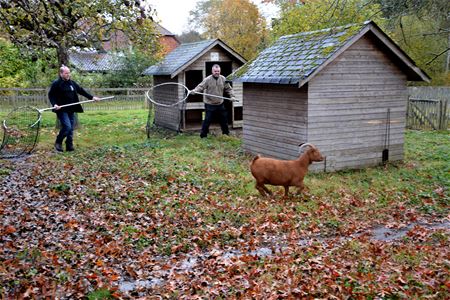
[143,39,246,78]
[231,21,430,86]
[69,51,123,72]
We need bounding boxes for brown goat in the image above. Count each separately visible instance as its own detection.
[250,143,324,198]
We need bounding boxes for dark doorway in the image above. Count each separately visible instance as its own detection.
[205,61,233,125]
[185,70,203,103]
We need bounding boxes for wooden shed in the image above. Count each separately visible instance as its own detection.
[143,39,246,132]
[231,21,430,171]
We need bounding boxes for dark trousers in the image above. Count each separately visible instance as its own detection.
[55,111,75,145]
[201,103,229,137]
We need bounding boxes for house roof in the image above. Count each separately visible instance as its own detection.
[230,21,430,86]
[70,23,178,72]
[143,39,246,78]
[155,23,176,37]
[69,51,124,72]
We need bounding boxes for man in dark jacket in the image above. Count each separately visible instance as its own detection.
[192,64,235,138]
[48,65,99,152]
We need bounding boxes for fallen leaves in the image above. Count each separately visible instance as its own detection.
[0,140,448,299]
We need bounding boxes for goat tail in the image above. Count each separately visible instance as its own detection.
[251,155,261,165]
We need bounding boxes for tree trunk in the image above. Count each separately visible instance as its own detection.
[57,44,69,67]
[446,13,450,74]
[446,28,450,74]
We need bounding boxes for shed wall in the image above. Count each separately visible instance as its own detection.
[153,75,182,131]
[184,45,242,73]
[308,35,408,171]
[243,83,308,160]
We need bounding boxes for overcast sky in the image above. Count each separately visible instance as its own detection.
[148,0,279,35]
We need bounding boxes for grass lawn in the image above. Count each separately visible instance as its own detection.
[0,109,448,298]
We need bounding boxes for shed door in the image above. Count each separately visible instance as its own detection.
[185,70,203,102]
[205,61,233,124]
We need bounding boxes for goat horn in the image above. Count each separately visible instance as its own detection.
[298,143,315,150]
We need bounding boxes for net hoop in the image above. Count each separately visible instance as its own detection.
[1,106,41,158]
[0,120,7,153]
[145,82,190,108]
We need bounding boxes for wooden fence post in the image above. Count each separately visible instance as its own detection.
[440,99,448,130]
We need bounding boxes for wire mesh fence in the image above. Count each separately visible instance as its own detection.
[1,86,448,131]
[0,87,150,112]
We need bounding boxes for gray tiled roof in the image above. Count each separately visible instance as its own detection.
[70,23,176,73]
[142,39,218,76]
[70,51,124,72]
[155,23,176,36]
[231,21,369,85]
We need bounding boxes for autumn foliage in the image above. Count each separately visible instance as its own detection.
[0,126,448,298]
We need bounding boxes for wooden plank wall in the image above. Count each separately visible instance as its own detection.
[243,83,308,160]
[153,76,181,131]
[184,45,241,74]
[308,35,408,171]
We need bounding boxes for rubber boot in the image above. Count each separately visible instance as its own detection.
[66,141,75,152]
[54,142,63,152]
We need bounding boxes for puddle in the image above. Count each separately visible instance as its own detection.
[118,220,449,293]
[178,257,197,270]
[249,247,274,257]
[119,278,163,292]
[369,221,450,242]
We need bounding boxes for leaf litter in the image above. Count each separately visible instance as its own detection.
[0,141,448,299]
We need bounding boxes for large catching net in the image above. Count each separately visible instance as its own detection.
[1,106,41,158]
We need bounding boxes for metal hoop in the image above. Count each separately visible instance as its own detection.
[145,82,190,108]
[1,106,41,158]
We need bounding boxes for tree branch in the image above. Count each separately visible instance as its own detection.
[425,47,450,65]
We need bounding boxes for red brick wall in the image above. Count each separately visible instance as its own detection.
[160,36,180,54]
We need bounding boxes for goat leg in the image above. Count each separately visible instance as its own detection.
[296,182,305,194]
[283,186,290,198]
[256,183,271,197]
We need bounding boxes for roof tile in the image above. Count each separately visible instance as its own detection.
[230,22,368,84]
[69,51,123,72]
[142,39,218,76]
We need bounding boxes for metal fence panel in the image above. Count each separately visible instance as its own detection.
[0,87,150,112]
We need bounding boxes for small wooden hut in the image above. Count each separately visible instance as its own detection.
[143,39,246,132]
[231,21,430,171]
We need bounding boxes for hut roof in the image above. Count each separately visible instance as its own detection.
[69,51,124,72]
[231,21,430,86]
[143,39,246,78]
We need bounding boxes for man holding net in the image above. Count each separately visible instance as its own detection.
[192,64,235,138]
[48,65,99,152]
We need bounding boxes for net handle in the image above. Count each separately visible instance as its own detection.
[145,82,239,109]
[188,90,238,102]
[39,96,115,112]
